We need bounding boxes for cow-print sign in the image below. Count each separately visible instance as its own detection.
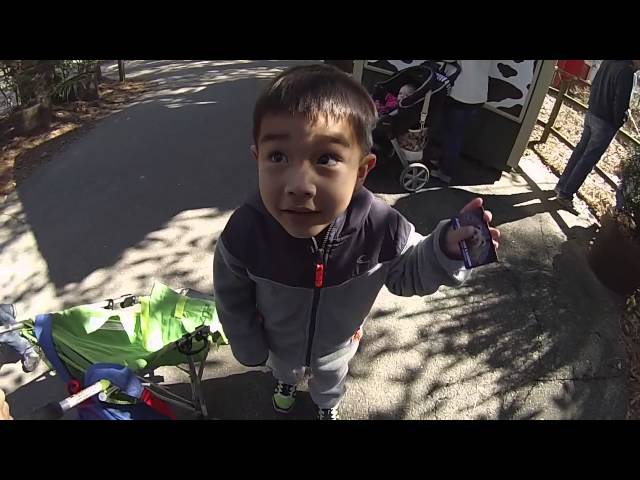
[367,60,538,120]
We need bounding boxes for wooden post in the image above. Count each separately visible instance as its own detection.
[630,113,640,137]
[541,77,570,143]
[324,60,353,74]
[117,60,126,82]
[95,61,103,83]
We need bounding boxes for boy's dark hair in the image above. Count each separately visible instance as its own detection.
[253,64,378,153]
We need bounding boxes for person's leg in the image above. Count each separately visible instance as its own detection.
[308,333,361,419]
[266,351,306,413]
[0,304,40,373]
[437,99,478,180]
[556,114,593,196]
[560,113,618,198]
[1,304,31,356]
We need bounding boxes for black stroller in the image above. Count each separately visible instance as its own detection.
[371,61,461,192]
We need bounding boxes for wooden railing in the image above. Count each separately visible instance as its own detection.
[532,66,640,189]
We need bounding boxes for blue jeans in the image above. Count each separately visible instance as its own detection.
[0,304,32,357]
[556,112,618,199]
[439,97,480,178]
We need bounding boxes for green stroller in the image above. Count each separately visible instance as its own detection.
[0,281,227,420]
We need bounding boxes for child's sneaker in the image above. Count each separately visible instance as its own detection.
[272,381,297,413]
[318,406,340,420]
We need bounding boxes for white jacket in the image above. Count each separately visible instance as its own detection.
[450,60,492,105]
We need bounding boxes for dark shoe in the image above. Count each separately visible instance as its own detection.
[555,195,574,211]
[317,406,340,420]
[22,348,41,373]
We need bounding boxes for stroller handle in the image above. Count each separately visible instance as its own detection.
[0,320,27,335]
[21,380,111,420]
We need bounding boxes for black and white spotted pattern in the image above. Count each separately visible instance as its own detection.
[366,60,538,121]
[486,60,537,119]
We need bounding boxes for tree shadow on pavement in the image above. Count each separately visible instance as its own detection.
[349,228,625,419]
[351,168,627,419]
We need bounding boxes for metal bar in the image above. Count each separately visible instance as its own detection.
[59,381,108,412]
[0,320,28,335]
[547,86,640,148]
[137,376,197,409]
[187,354,208,418]
[390,139,408,167]
[352,60,364,83]
[197,347,208,381]
[23,380,108,420]
[142,388,197,412]
[541,78,570,143]
[187,357,198,403]
[362,63,396,76]
[629,113,640,136]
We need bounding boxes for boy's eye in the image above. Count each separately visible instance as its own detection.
[268,151,288,163]
[317,154,340,167]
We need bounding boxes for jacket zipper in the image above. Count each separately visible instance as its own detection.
[305,224,333,366]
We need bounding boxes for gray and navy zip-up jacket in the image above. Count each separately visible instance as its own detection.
[213,187,469,368]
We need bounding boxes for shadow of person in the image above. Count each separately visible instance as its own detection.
[165,370,318,420]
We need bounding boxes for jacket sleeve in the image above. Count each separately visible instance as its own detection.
[213,237,269,367]
[613,68,634,129]
[385,219,470,297]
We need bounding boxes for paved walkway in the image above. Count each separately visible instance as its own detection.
[0,61,627,419]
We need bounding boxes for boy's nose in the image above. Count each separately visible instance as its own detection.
[285,168,316,198]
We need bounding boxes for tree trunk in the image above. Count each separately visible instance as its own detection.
[118,60,126,82]
[10,60,55,108]
[1,61,55,134]
[95,61,103,83]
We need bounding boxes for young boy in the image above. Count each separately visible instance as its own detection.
[213,64,500,420]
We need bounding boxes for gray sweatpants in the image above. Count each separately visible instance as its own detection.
[0,304,33,357]
[267,332,362,409]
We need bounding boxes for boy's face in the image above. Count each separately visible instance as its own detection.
[252,114,376,239]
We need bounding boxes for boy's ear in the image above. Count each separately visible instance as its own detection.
[357,154,377,184]
[250,145,258,161]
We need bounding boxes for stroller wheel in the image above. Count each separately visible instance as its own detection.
[400,163,429,192]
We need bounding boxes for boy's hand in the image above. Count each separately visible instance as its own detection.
[0,389,13,421]
[444,198,501,260]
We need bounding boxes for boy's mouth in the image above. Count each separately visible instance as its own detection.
[281,207,319,215]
